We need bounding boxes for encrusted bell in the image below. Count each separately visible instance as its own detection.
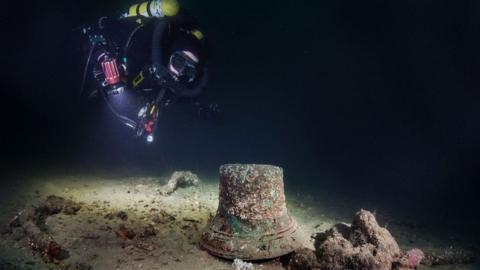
[201,164,302,260]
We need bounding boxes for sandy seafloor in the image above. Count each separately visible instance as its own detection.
[0,170,478,270]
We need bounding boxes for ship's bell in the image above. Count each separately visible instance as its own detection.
[201,164,302,260]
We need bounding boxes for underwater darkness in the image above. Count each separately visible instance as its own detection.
[1,0,480,244]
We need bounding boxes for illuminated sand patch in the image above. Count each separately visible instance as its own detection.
[0,175,311,269]
[0,173,477,270]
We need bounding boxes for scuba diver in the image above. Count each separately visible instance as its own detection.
[79,0,217,143]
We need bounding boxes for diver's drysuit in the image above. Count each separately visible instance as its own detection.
[80,0,212,143]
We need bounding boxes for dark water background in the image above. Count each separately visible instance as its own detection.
[1,1,480,244]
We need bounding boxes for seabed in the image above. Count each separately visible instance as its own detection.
[0,171,478,270]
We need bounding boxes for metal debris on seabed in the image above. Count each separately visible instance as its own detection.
[201,164,302,260]
[4,195,90,267]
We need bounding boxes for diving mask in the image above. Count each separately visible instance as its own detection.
[168,50,199,83]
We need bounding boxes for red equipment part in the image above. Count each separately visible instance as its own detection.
[101,58,121,85]
[143,107,159,134]
[144,121,155,134]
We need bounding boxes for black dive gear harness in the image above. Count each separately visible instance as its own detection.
[80,16,209,142]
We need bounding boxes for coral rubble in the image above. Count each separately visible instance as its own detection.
[289,210,425,270]
[159,171,200,195]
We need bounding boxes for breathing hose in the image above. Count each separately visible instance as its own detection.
[99,88,138,129]
[79,45,95,97]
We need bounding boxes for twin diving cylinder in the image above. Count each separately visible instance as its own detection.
[124,0,179,18]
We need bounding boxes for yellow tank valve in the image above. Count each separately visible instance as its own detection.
[126,0,179,18]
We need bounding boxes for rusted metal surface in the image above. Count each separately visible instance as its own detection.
[201,164,302,260]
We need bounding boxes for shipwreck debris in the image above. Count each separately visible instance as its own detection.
[311,209,419,270]
[201,164,302,260]
[39,195,82,216]
[116,224,137,240]
[287,248,318,270]
[159,171,200,195]
[22,219,68,262]
[152,209,177,224]
[139,224,156,238]
[6,196,83,262]
[290,209,476,270]
[104,212,115,220]
[3,196,90,265]
[404,249,424,268]
[232,258,254,270]
[135,242,156,252]
[116,211,129,221]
